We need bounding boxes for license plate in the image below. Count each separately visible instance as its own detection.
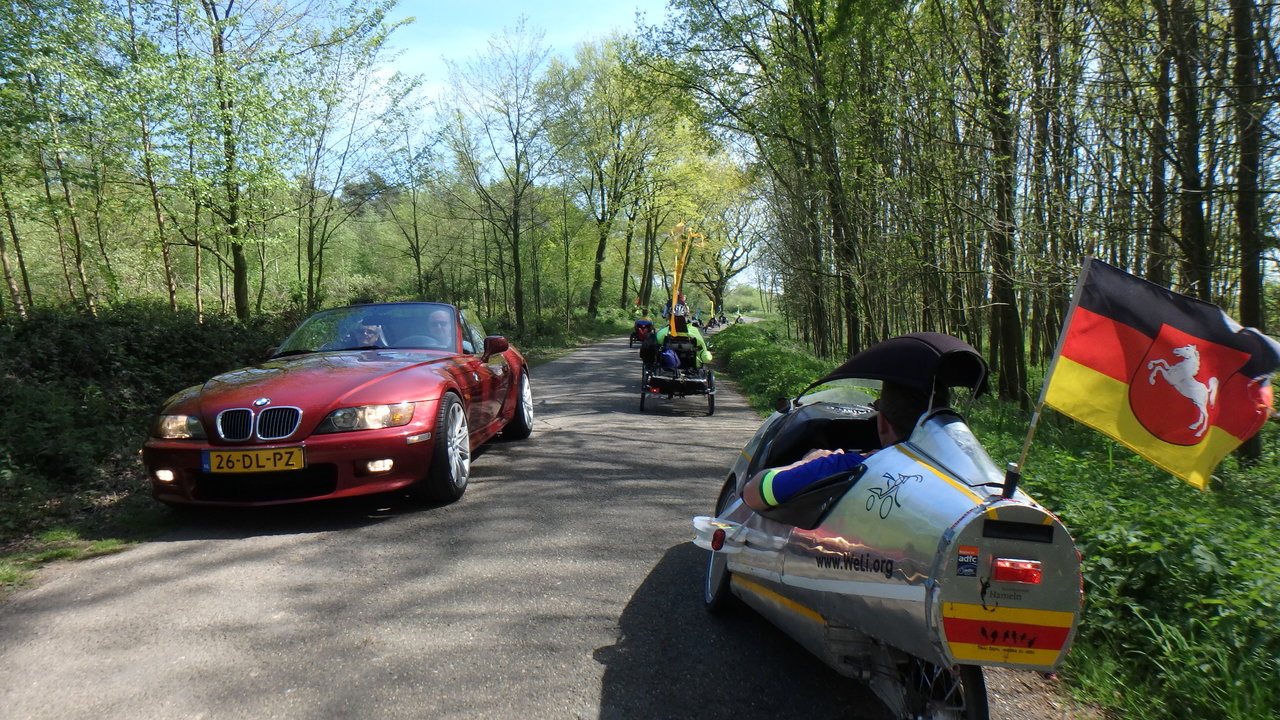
[203,447,306,474]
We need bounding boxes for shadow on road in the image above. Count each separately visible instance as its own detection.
[594,542,892,720]
[152,485,464,542]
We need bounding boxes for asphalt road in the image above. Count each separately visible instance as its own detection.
[0,335,894,720]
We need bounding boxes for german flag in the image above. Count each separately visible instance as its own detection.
[1043,259,1280,489]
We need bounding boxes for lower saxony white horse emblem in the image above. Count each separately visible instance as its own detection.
[1129,325,1248,446]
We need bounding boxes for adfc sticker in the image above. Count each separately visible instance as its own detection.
[957,546,979,577]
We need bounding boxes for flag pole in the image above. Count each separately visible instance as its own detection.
[669,225,698,336]
[1002,257,1093,498]
[668,223,686,338]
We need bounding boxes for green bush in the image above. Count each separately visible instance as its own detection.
[486,309,631,353]
[0,301,296,537]
[710,321,833,411]
[979,397,1280,720]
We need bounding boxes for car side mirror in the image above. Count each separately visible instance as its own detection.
[482,335,509,360]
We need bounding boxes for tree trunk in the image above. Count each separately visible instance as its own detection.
[978,0,1026,407]
[0,175,30,317]
[1232,0,1263,461]
[510,206,525,330]
[587,221,609,318]
[562,193,571,329]
[619,213,635,311]
[1158,0,1212,299]
[203,0,251,319]
[1147,39,1172,289]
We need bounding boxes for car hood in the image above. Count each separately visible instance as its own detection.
[164,350,456,419]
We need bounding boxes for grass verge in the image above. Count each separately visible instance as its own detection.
[0,493,178,597]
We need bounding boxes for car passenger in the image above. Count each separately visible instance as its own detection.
[320,315,387,350]
[741,380,946,511]
[351,318,387,347]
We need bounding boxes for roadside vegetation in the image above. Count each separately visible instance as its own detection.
[0,303,629,595]
[710,320,1280,720]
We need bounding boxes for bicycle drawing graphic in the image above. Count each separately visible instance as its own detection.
[865,472,924,519]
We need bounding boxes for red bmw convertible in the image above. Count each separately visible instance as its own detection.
[143,302,533,507]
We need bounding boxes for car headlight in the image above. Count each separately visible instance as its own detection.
[315,402,416,433]
[154,414,206,439]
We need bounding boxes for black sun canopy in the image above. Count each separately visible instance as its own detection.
[803,332,989,398]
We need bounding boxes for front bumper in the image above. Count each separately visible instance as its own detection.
[143,423,438,507]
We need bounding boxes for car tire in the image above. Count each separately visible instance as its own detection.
[704,479,738,613]
[503,372,534,440]
[413,393,470,504]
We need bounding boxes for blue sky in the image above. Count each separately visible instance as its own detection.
[383,0,671,95]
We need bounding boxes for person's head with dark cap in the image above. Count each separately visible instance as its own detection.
[351,315,385,346]
[875,380,949,446]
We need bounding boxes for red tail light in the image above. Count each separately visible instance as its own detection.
[711,528,726,551]
[993,558,1042,584]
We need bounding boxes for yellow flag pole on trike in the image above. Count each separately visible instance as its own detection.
[668,222,701,337]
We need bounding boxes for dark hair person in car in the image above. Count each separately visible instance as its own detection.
[741,380,947,511]
[352,319,386,347]
[322,315,387,350]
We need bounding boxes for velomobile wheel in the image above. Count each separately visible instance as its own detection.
[705,480,738,613]
[503,372,534,440]
[903,661,988,720]
[413,393,470,504]
[640,367,650,411]
[705,370,716,415]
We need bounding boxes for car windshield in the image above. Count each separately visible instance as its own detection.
[798,378,880,409]
[272,303,458,355]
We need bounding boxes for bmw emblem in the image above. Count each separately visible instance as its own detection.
[253,397,271,407]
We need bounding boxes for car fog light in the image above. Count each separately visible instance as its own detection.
[366,459,394,473]
[155,469,176,483]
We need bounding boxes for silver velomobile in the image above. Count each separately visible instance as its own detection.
[693,333,1083,720]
